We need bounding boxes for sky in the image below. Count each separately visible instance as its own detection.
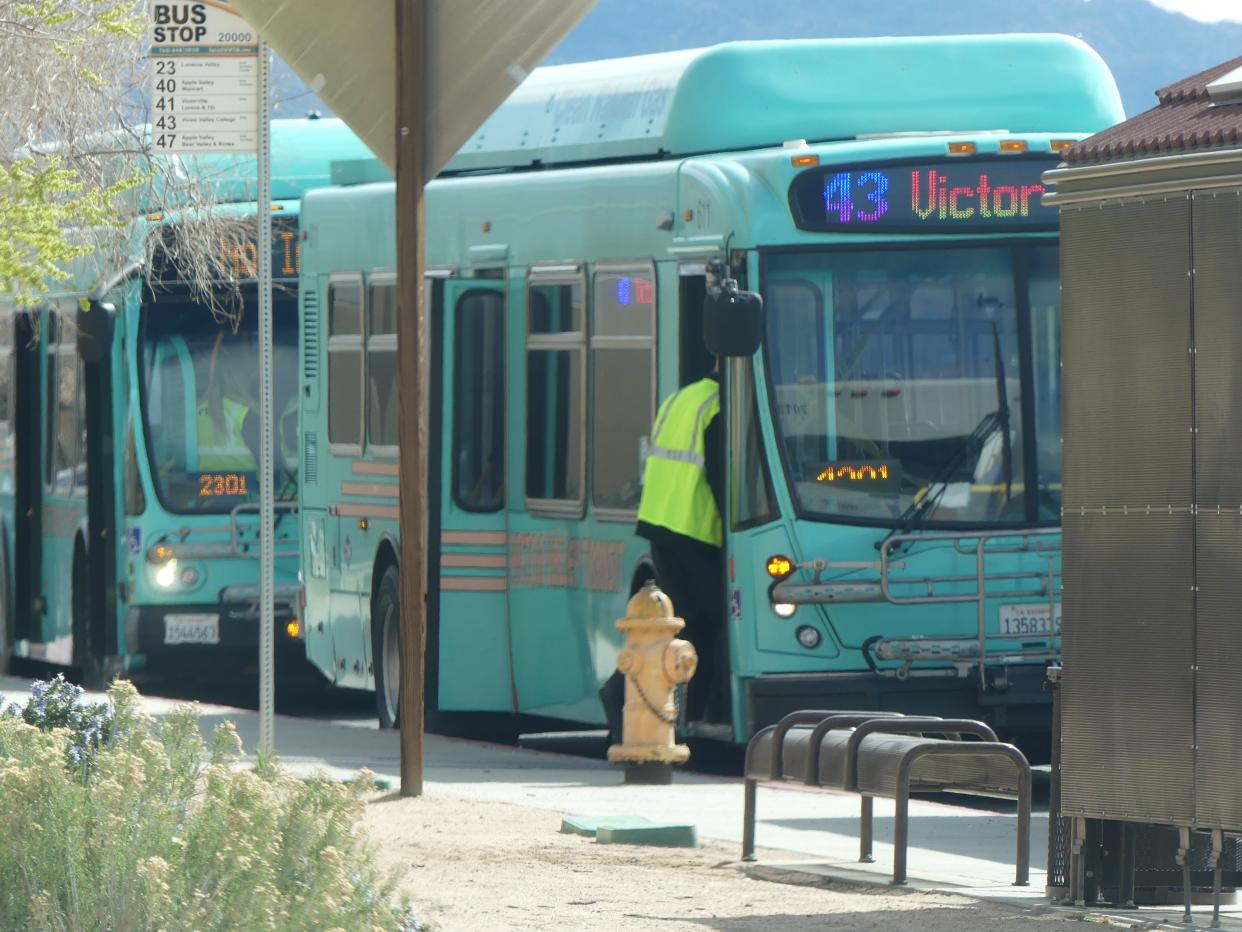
[1147,0,1242,22]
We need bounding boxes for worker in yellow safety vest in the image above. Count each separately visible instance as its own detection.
[197,367,259,472]
[600,361,725,736]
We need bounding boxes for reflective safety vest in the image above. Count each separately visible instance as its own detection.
[278,396,299,467]
[197,398,257,471]
[636,378,721,547]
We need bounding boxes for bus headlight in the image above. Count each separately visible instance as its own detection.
[795,625,822,649]
[772,602,797,618]
[154,559,179,589]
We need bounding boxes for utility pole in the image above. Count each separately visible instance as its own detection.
[395,0,427,797]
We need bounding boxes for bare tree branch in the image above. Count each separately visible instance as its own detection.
[0,0,256,321]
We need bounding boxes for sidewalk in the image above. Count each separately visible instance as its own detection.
[2,673,1235,931]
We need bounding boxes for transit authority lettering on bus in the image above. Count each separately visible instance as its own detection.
[508,533,624,592]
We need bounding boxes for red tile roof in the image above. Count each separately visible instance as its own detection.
[1065,55,1242,164]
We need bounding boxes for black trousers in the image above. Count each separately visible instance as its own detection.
[599,535,724,737]
[648,537,724,720]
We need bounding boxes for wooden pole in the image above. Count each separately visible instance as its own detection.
[395,0,426,797]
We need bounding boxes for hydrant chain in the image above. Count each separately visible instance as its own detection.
[632,672,680,726]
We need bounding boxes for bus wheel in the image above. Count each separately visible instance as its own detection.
[372,566,402,729]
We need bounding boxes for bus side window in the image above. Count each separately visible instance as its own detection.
[43,310,57,489]
[728,357,778,530]
[327,276,364,451]
[53,309,82,495]
[453,289,505,511]
[590,262,655,515]
[366,277,398,451]
[0,307,10,497]
[525,271,585,514]
[678,271,711,385]
[0,308,10,436]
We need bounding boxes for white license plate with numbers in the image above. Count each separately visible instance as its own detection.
[164,614,220,645]
[999,604,1061,637]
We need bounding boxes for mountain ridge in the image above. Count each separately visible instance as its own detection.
[543,0,1242,119]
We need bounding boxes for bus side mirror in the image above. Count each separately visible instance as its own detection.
[703,287,763,357]
[77,300,116,364]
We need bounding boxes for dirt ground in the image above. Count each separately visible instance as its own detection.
[362,791,1090,932]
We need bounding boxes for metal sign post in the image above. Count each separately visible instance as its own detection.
[256,39,275,753]
[148,2,274,750]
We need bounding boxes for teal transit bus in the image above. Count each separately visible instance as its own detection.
[297,37,1123,743]
[0,117,372,684]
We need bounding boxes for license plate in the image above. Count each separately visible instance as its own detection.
[999,603,1061,637]
[164,614,220,645]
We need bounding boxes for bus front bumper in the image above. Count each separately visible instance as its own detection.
[125,594,300,655]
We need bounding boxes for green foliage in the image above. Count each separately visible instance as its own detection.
[0,679,416,931]
[0,0,146,302]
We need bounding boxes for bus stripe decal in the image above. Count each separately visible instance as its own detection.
[329,503,400,520]
[441,530,508,546]
[440,575,508,592]
[441,553,507,569]
[351,460,400,477]
[341,481,400,498]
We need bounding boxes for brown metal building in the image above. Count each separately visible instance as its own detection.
[1044,56,1242,909]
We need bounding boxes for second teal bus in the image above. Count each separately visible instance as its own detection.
[296,37,1123,744]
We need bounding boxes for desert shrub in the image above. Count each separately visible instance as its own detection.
[0,677,415,931]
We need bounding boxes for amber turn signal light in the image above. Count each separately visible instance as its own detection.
[766,555,794,580]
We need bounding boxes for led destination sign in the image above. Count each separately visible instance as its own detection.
[151,215,300,284]
[789,158,1058,233]
[814,459,900,492]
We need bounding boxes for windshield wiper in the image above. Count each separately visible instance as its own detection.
[992,321,1013,500]
[878,407,1005,550]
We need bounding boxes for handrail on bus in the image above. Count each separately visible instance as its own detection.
[144,501,299,562]
[770,526,1061,687]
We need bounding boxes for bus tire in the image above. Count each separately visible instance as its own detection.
[372,565,402,729]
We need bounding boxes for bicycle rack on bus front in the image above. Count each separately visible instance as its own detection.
[770,527,1062,689]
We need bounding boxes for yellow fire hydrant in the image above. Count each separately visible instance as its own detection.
[607,582,698,784]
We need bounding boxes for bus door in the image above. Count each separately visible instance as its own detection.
[12,309,41,647]
[434,278,514,711]
[40,307,86,664]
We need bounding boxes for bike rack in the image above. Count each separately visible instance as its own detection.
[770,527,1061,687]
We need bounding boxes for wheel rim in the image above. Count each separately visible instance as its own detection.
[382,601,400,722]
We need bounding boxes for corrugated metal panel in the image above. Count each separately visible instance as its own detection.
[1191,188,1242,829]
[1192,188,1242,509]
[1060,198,1192,510]
[1060,193,1196,825]
[1060,513,1194,825]
[1194,514,1242,828]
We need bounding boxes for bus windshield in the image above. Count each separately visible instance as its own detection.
[764,244,1061,527]
[139,289,300,514]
